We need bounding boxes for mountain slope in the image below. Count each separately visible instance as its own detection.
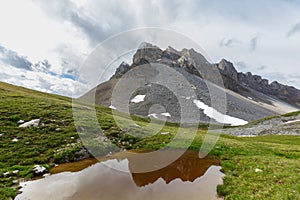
[0,82,300,200]
[81,43,299,125]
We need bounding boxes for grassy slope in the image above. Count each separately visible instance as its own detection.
[0,82,299,199]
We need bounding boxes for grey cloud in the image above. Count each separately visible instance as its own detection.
[0,45,32,70]
[257,65,267,71]
[235,61,249,70]
[250,36,258,51]
[287,22,300,37]
[35,0,139,45]
[219,38,241,47]
[68,11,108,44]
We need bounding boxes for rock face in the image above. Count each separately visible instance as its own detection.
[111,62,130,79]
[111,43,300,107]
[133,43,163,64]
[216,59,239,90]
[237,73,300,106]
[80,42,300,124]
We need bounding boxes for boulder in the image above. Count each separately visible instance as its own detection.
[31,165,47,175]
[19,119,40,128]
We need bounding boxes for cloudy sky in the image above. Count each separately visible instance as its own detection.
[0,0,300,97]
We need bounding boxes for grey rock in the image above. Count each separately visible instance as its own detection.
[19,119,40,128]
[31,165,47,175]
[17,120,24,124]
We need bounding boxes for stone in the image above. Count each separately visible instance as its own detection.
[3,172,10,176]
[161,132,170,135]
[32,165,47,175]
[255,168,263,173]
[19,119,40,128]
[17,120,24,124]
[43,173,50,177]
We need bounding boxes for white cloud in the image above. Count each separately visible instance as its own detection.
[0,61,88,97]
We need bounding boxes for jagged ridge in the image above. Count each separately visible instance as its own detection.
[112,42,300,107]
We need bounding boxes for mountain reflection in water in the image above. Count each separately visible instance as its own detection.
[16,150,224,200]
[131,150,220,186]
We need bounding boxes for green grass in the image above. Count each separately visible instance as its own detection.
[0,82,299,199]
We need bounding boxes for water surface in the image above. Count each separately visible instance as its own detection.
[16,150,224,200]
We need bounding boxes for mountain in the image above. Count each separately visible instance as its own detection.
[81,42,300,125]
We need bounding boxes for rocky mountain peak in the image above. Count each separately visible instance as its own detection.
[111,61,130,79]
[217,59,238,82]
[133,42,163,64]
[110,42,300,107]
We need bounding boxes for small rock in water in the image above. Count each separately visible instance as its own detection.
[70,137,74,140]
[19,119,40,128]
[13,170,19,175]
[12,138,19,142]
[0,133,3,137]
[255,168,263,173]
[161,132,170,135]
[12,180,19,184]
[55,128,61,131]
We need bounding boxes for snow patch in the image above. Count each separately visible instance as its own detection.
[284,119,300,124]
[237,135,257,137]
[161,112,171,117]
[247,97,253,100]
[193,100,248,126]
[109,105,116,109]
[131,95,146,103]
[147,113,158,119]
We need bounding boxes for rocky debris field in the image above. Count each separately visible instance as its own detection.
[217,111,300,136]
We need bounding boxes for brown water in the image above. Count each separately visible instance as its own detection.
[16,150,224,200]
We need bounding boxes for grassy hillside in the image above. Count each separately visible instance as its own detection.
[0,82,299,200]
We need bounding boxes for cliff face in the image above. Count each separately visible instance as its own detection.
[237,72,300,106]
[111,43,300,107]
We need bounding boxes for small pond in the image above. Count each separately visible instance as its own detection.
[15,150,224,200]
